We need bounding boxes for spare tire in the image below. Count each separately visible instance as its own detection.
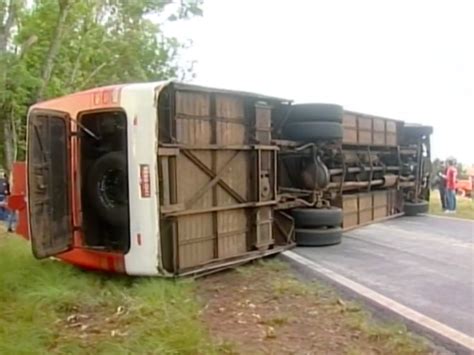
[295,227,342,247]
[283,121,343,142]
[87,151,129,226]
[292,207,343,228]
[288,104,343,123]
[404,200,429,216]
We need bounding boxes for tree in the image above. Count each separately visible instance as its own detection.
[0,0,202,172]
[0,0,24,171]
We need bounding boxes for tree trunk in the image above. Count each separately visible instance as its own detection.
[0,0,18,172]
[1,118,15,174]
[35,0,73,101]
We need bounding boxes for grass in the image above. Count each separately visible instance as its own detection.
[205,259,431,355]
[344,306,429,355]
[273,270,430,354]
[0,233,433,354]
[429,190,474,220]
[0,233,219,354]
[268,270,429,354]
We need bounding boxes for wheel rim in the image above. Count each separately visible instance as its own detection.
[98,169,127,208]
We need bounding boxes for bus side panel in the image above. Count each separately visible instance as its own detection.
[121,85,161,276]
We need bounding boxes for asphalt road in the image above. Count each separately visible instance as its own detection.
[294,215,474,339]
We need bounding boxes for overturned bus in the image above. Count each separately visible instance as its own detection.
[16,81,431,276]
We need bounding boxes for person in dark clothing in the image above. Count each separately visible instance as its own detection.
[435,162,447,211]
[0,173,8,221]
[3,173,15,232]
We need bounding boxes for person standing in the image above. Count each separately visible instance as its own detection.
[435,162,447,211]
[0,173,8,221]
[4,173,15,232]
[444,159,458,213]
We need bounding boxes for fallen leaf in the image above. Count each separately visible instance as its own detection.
[266,326,276,339]
[67,322,83,329]
[111,329,127,337]
[347,305,361,313]
[337,298,347,312]
[337,298,346,308]
[66,315,77,323]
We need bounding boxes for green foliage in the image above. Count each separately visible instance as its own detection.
[0,0,203,170]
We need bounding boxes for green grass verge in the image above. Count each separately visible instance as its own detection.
[0,235,218,354]
[0,235,433,354]
[429,190,474,220]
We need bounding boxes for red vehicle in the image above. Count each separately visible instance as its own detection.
[457,177,473,197]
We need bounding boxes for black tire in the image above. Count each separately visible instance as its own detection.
[288,104,343,123]
[87,151,129,226]
[404,200,429,216]
[292,207,343,228]
[295,227,342,247]
[283,121,343,141]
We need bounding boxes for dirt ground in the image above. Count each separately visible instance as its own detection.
[197,261,433,355]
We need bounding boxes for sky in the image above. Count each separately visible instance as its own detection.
[165,0,474,165]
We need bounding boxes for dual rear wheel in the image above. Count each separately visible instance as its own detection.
[283,104,344,246]
[292,207,343,246]
[283,104,344,141]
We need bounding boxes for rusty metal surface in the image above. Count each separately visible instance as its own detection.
[178,244,294,277]
[276,105,428,234]
[335,190,401,229]
[342,111,399,146]
[171,81,291,103]
[158,84,285,274]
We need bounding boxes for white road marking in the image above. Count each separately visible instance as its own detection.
[283,250,474,352]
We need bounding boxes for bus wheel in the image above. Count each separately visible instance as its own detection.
[87,151,129,226]
[295,227,342,247]
[291,207,343,228]
[404,200,429,216]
